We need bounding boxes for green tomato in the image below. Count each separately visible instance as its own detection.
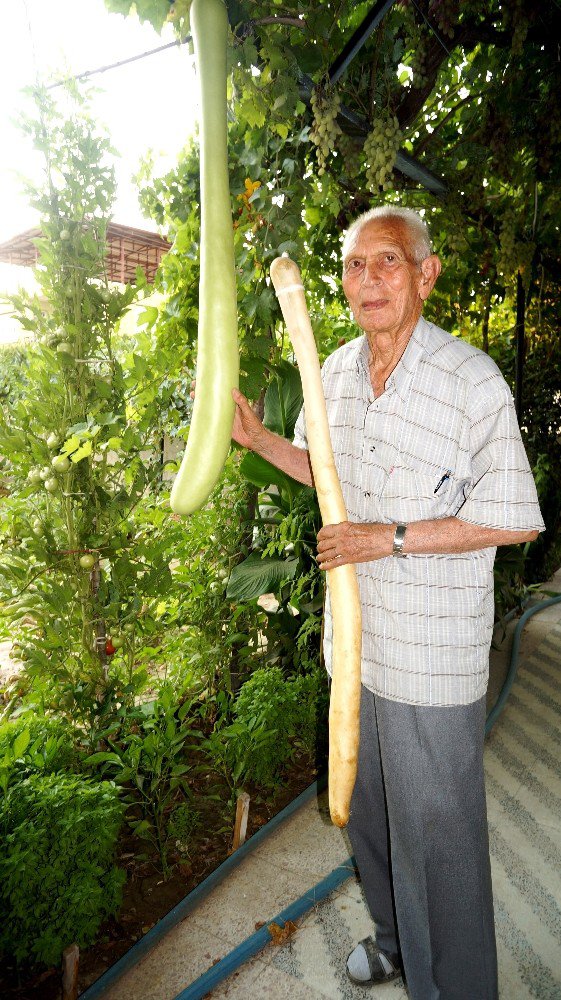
[60,229,71,241]
[46,432,59,449]
[27,467,42,484]
[111,636,124,650]
[56,342,73,355]
[51,454,71,473]
[44,477,58,493]
[79,553,95,569]
[32,519,44,536]
[39,466,51,481]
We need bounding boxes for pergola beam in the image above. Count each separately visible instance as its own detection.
[328,0,398,86]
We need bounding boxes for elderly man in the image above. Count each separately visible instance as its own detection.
[230,206,544,999]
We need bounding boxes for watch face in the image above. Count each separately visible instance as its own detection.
[393,524,407,556]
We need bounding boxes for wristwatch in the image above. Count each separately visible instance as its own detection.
[392,523,408,558]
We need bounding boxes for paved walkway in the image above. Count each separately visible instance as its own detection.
[87,569,561,999]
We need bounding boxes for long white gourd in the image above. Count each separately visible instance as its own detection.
[269,256,362,829]
[170,0,238,516]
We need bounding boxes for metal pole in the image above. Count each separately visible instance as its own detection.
[328,0,397,86]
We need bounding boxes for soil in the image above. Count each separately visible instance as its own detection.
[0,755,322,1000]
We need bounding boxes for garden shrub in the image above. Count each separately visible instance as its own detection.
[0,772,125,968]
[0,715,81,789]
[207,666,328,794]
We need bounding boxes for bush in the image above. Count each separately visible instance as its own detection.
[205,666,328,794]
[0,772,125,968]
[0,715,81,792]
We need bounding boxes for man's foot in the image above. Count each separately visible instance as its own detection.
[346,937,402,987]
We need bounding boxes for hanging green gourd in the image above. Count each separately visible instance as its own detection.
[170,0,238,516]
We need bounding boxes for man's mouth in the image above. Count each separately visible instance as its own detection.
[360,299,389,311]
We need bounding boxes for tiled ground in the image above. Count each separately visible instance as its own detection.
[94,572,561,1000]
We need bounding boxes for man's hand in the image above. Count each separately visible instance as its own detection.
[190,381,265,450]
[317,522,393,570]
[191,382,314,485]
[231,388,266,450]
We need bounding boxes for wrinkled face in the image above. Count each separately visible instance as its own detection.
[342,218,438,340]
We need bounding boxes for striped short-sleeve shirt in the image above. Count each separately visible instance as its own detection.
[293,316,545,706]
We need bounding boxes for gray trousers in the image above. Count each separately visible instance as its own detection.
[347,687,498,1000]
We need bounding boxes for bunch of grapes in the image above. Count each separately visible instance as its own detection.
[498,210,534,290]
[511,7,529,56]
[310,86,342,176]
[363,113,402,192]
[428,0,458,39]
[501,0,529,56]
[443,200,469,260]
[398,4,431,89]
[497,209,518,281]
[410,26,432,89]
[489,130,512,181]
[337,132,361,179]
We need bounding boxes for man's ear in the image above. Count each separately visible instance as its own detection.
[419,255,441,301]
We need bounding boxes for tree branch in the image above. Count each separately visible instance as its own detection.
[253,16,307,29]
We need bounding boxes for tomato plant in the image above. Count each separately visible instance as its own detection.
[0,85,180,712]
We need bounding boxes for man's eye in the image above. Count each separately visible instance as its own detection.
[347,259,363,271]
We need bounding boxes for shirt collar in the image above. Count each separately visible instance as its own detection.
[355,315,431,401]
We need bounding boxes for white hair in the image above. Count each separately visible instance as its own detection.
[341,206,432,265]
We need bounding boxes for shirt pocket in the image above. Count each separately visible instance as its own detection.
[379,466,470,523]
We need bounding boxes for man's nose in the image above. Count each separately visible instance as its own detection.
[361,259,382,284]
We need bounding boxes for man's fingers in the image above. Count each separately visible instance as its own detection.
[317,523,340,542]
[317,552,351,570]
[232,387,248,407]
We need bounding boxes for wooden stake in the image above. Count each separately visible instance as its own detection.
[231,792,250,852]
[62,943,79,1000]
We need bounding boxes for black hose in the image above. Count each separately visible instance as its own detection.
[485,594,561,734]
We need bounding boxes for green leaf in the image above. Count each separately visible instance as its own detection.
[71,440,92,462]
[239,355,269,399]
[138,305,159,327]
[226,552,298,601]
[84,751,123,766]
[263,360,303,438]
[238,451,302,495]
[12,728,31,760]
[238,96,267,130]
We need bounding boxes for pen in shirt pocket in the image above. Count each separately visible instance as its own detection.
[434,470,452,493]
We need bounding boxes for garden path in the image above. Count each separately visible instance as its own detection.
[93,568,561,1000]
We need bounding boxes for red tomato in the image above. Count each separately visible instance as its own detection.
[105,639,116,656]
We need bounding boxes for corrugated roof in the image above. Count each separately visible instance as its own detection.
[0,222,171,284]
